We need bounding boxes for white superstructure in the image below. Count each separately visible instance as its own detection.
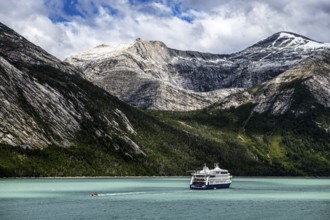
[190,163,232,189]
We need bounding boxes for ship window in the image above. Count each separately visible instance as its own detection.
[196,175,205,177]
[216,172,220,174]
[221,172,228,174]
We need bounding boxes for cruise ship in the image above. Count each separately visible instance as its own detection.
[190,163,232,189]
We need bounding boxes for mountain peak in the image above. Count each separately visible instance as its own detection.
[66,39,169,62]
[273,31,316,45]
[274,31,312,39]
[249,31,328,50]
[132,38,168,49]
[67,42,134,61]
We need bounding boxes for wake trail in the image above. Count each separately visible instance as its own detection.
[96,190,191,197]
[97,192,147,196]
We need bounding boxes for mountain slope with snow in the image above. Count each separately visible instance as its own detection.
[66,39,239,110]
[212,50,330,114]
[66,32,330,110]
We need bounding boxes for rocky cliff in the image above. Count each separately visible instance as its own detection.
[0,22,144,156]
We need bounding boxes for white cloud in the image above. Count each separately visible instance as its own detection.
[0,0,329,60]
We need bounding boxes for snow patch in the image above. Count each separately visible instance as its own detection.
[275,32,330,50]
[68,42,134,61]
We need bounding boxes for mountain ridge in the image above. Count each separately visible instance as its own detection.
[66,31,330,111]
[246,31,322,48]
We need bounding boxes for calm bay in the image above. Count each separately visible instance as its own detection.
[0,177,329,220]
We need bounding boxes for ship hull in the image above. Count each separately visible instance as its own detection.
[190,183,231,190]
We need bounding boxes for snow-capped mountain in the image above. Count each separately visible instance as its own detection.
[65,32,330,110]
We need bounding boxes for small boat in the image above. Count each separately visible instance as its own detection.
[91,192,98,196]
[190,163,232,190]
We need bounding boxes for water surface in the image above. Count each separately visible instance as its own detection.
[0,177,329,219]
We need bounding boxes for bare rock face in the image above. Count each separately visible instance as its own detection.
[0,56,81,147]
[212,51,330,116]
[0,22,144,157]
[65,32,330,111]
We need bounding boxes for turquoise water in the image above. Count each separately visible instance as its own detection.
[0,178,329,219]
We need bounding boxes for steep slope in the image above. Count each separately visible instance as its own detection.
[0,23,274,177]
[0,23,138,150]
[66,32,330,110]
[0,23,156,175]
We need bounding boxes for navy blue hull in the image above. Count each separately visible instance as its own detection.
[190,183,231,190]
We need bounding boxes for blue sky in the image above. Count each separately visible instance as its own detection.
[45,0,196,24]
[1,0,330,59]
[45,0,195,22]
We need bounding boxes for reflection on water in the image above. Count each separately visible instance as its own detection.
[0,178,329,220]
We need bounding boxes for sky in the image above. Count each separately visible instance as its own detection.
[0,0,330,60]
